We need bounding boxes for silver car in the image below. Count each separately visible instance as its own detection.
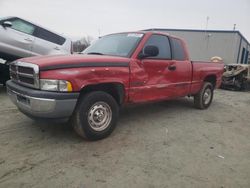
[0,16,72,61]
[0,16,72,85]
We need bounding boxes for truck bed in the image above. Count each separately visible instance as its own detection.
[190,61,224,95]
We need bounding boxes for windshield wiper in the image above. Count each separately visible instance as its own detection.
[87,52,104,55]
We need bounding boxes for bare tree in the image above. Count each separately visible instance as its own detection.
[73,36,94,53]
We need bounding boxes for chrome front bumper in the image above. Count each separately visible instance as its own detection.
[7,80,79,119]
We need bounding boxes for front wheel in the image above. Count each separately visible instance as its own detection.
[194,82,214,109]
[72,91,119,140]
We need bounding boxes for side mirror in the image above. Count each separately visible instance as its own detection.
[1,21,12,28]
[138,45,159,59]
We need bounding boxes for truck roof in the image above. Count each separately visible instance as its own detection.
[104,31,182,41]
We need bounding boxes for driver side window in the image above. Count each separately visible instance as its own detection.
[144,34,171,59]
[8,18,35,35]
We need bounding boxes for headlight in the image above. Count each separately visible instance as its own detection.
[40,79,73,92]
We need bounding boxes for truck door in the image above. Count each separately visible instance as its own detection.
[129,34,192,103]
[0,18,35,58]
[130,34,176,102]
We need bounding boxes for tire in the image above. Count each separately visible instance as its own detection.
[72,91,119,140]
[194,82,214,109]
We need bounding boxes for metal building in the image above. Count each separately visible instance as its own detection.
[146,29,250,65]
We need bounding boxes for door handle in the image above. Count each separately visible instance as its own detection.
[168,65,176,71]
[54,46,60,50]
[24,38,33,42]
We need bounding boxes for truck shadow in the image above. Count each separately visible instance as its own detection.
[120,97,194,120]
[24,97,194,142]
[30,120,82,142]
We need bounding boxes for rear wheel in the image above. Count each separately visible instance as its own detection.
[72,91,119,140]
[194,82,214,109]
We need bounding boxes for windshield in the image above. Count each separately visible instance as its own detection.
[83,33,144,57]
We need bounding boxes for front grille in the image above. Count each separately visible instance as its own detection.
[18,66,34,74]
[10,61,39,89]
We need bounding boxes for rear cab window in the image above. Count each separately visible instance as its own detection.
[171,38,186,61]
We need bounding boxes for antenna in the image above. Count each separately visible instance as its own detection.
[205,16,210,39]
[98,28,101,38]
[233,24,236,30]
[205,16,210,31]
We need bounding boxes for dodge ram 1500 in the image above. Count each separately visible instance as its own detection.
[6,31,224,140]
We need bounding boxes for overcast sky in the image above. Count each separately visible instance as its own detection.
[0,0,249,41]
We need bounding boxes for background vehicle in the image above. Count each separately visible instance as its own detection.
[221,64,250,90]
[0,16,72,85]
[6,31,224,140]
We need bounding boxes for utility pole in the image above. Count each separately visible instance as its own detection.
[205,16,210,49]
[205,16,210,38]
[205,16,210,31]
[233,24,236,30]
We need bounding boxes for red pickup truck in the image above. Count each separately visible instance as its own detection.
[6,31,224,140]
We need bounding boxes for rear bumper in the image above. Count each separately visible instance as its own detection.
[6,80,79,119]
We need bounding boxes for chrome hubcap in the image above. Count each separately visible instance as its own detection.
[203,88,212,105]
[88,102,112,131]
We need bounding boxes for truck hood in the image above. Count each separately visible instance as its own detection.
[19,54,130,70]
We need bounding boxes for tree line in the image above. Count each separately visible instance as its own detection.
[72,36,94,53]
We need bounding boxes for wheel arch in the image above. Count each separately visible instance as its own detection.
[79,82,126,105]
[204,75,217,89]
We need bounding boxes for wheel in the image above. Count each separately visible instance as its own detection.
[72,91,119,140]
[194,82,214,109]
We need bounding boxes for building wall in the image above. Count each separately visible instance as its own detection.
[159,30,241,64]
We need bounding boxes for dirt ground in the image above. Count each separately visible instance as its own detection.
[0,87,249,188]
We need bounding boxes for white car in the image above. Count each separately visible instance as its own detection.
[0,16,72,61]
[0,16,73,85]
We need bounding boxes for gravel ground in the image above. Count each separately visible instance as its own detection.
[0,87,249,188]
